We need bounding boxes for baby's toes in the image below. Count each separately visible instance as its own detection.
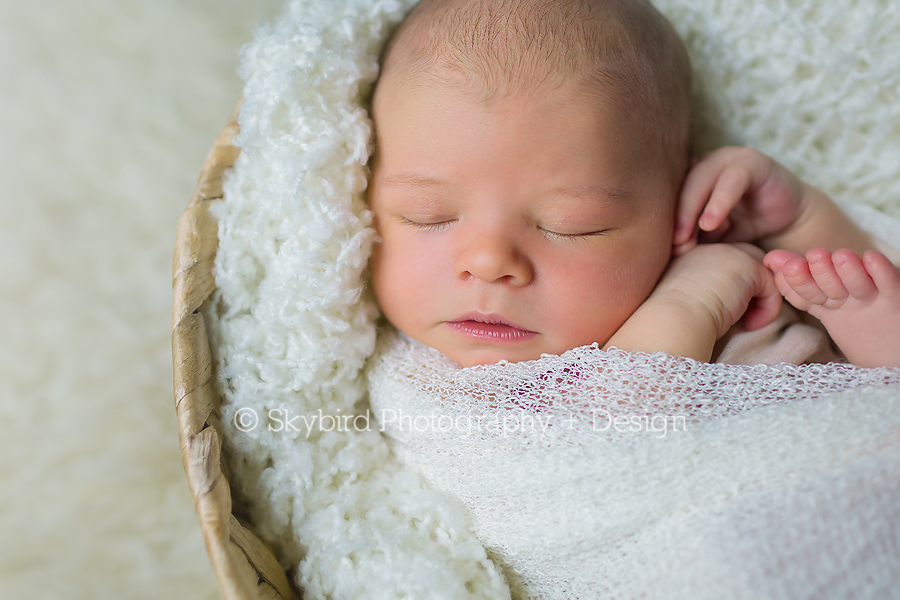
[862,251,900,297]
[806,248,849,301]
[782,256,828,307]
[832,249,877,301]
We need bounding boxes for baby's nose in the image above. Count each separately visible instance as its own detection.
[453,233,534,286]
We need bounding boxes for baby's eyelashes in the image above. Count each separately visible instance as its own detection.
[399,216,457,232]
[399,215,616,241]
[539,227,615,241]
[397,212,617,242]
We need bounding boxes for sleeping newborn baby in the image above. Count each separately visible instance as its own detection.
[367,0,900,369]
[363,5,900,597]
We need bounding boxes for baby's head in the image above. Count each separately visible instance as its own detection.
[367,0,692,367]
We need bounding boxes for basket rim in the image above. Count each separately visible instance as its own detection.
[171,101,298,600]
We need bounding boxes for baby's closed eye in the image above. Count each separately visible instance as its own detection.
[399,216,458,232]
[535,207,621,240]
[538,226,616,241]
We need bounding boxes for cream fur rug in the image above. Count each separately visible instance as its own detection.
[0,2,281,598]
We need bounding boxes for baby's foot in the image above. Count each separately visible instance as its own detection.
[764,248,900,368]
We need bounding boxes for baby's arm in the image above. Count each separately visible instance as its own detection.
[605,243,781,362]
[673,147,878,257]
[765,248,900,368]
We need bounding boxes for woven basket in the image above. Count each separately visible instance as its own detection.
[171,104,300,600]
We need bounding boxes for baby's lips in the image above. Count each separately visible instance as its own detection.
[447,318,537,342]
[452,312,531,331]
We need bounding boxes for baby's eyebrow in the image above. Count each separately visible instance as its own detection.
[379,174,449,188]
[551,184,632,203]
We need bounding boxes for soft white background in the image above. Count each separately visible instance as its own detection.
[0,2,281,598]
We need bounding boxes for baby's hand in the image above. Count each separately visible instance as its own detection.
[765,247,900,367]
[608,243,783,362]
[673,147,808,256]
[653,243,783,339]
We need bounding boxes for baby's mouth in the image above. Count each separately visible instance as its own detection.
[447,314,536,341]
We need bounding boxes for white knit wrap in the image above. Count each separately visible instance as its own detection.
[367,331,900,599]
[207,0,900,598]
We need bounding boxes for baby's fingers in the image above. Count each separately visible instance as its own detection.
[697,164,751,233]
[742,261,782,331]
[675,150,753,247]
[674,156,721,248]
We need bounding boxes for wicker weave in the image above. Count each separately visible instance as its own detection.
[172,104,299,600]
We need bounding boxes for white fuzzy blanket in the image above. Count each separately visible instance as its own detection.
[208,0,900,598]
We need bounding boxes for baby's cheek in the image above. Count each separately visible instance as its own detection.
[373,239,444,330]
[371,244,413,320]
[543,278,624,349]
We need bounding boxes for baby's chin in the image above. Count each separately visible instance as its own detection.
[399,323,613,368]
[441,340,598,368]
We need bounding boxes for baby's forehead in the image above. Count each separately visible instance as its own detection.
[376,0,691,178]
[378,0,685,111]
[381,1,609,89]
